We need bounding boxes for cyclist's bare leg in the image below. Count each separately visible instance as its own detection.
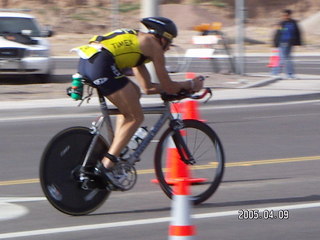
[102,81,144,168]
[114,115,125,141]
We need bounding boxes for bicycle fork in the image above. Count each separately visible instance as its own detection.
[170,119,196,165]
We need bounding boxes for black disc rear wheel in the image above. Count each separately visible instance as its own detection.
[39,127,110,215]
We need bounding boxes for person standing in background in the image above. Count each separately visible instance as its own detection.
[273,9,302,79]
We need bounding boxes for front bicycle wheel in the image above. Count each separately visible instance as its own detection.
[40,127,110,215]
[154,119,225,205]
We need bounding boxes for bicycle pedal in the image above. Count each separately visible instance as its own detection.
[80,179,96,190]
[102,175,133,192]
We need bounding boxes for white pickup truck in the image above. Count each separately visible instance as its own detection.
[0,11,53,81]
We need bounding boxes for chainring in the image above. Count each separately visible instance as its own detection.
[113,162,137,191]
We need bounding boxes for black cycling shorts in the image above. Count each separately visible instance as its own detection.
[78,49,129,96]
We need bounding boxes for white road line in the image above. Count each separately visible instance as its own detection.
[0,203,28,221]
[0,201,320,239]
[0,198,45,222]
[0,197,46,203]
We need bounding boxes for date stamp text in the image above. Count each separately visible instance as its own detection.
[238,209,289,220]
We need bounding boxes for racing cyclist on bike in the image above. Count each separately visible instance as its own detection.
[74,17,203,189]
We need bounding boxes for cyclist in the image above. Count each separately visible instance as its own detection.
[73,17,204,188]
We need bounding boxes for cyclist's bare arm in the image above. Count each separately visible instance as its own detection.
[132,65,162,95]
[138,33,203,94]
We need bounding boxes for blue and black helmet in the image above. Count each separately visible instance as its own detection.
[141,17,178,41]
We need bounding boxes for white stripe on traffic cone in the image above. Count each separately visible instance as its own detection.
[168,179,196,240]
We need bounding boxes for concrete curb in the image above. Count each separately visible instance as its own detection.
[241,77,282,88]
[1,92,319,111]
[1,74,319,110]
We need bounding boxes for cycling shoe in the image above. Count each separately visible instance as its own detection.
[94,161,125,191]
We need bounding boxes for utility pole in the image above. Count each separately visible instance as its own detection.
[235,0,245,75]
[111,0,119,29]
[141,0,159,17]
[141,0,160,82]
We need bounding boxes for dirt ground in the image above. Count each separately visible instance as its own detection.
[2,1,319,56]
[48,3,320,56]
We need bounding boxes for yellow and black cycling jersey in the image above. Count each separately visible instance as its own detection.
[73,29,150,70]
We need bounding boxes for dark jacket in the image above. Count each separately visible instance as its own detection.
[273,19,302,47]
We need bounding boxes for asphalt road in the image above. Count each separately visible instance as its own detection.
[1,100,320,239]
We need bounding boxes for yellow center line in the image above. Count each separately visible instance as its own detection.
[1,155,320,186]
[226,155,320,167]
[0,178,39,186]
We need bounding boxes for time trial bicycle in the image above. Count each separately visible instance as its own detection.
[39,78,225,215]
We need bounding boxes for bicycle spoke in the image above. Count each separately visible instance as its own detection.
[154,119,225,205]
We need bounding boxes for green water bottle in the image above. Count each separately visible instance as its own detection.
[71,73,83,100]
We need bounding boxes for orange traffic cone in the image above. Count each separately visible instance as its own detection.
[152,101,205,184]
[170,102,183,120]
[168,178,196,240]
[267,49,280,68]
[162,138,191,184]
[162,99,206,184]
[183,72,205,122]
[185,72,196,80]
[151,103,186,184]
[182,100,205,122]
[153,135,204,184]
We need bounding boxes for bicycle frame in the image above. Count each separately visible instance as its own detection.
[80,84,213,170]
[86,90,180,166]
[40,84,222,214]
